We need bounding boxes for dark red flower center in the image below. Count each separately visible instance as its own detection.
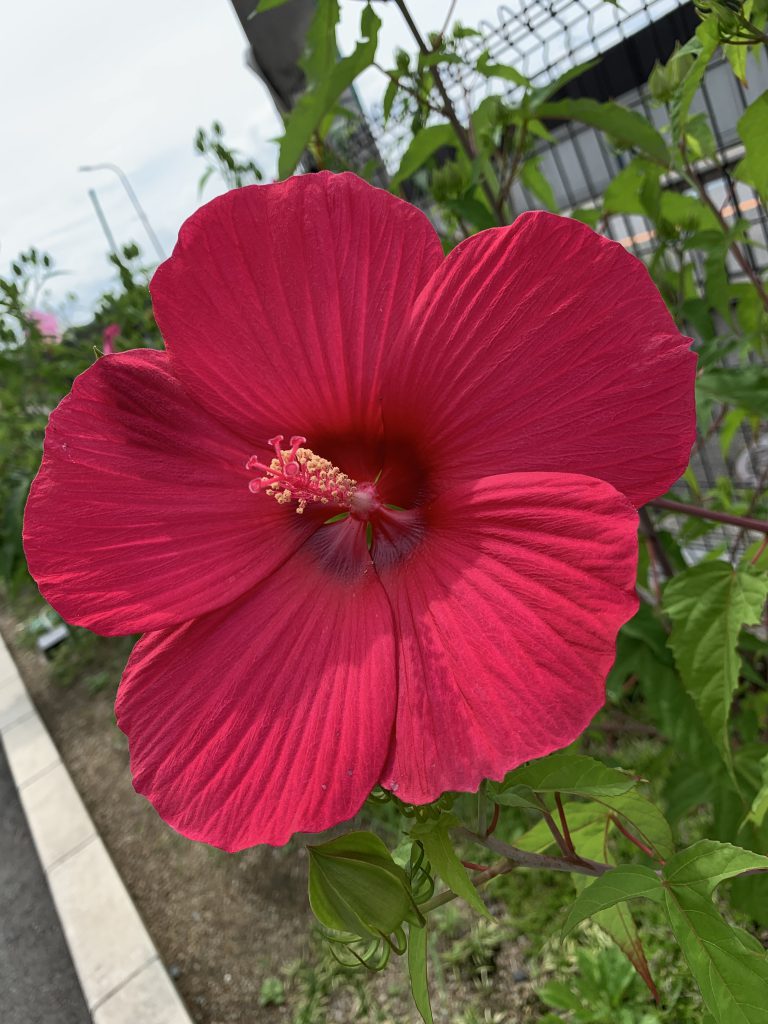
[247,435,425,569]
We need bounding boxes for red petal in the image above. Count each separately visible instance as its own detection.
[377,472,639,804]
[152,172,443,445]
[115,543,396,850]
[383,212,696,507]
[23,350,314,635]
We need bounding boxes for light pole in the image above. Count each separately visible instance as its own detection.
[79,162,165,262]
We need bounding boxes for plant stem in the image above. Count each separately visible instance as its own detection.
[421,857,513,913]
[639,507,676,580]
[454,826,614,877]
[534,794,572,859]
[682,160,768,313]
[610,815,662,864]
[392,0,506,224]
[485,802,500,837]
[649,497,768,535]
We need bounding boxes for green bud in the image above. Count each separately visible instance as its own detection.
[308,832,423,942]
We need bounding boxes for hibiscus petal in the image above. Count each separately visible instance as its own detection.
[377,472,639,804]
[115,542,396,850]
[152,171,444,445]
[23,350,314,634]
[384,212,696,508]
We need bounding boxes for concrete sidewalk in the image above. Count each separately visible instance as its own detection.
[0,740,91,1024]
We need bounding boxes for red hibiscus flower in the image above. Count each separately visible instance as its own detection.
[23,172,695,850]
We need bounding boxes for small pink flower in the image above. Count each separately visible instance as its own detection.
[102,323,120,355]
[27,309,62,345]
[23,173,696,850]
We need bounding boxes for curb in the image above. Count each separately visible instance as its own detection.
[0,632,194,1024]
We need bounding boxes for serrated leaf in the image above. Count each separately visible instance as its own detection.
[562,865,663,937]
[277,0,380,178]
[417,822,491,919]
[391,122,456,188]
[407,924,433,1024]
[663,563,768,775]
[503,754,637,798]
[535,98,669,163]
[735,93,768,200]
[663,840,768,894]
[664,885,768,1023]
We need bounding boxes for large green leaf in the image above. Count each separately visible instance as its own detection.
[562,865,663,937]
[391,123,456,188]
[734,93,768,200]
[535,98,669,163]
[664,885,768,1023]
[407,924,433,1024]
[663,563,768,773]
[277,1,380,178]
[416,821,491,918]
[502,754,637,798]
[663,839,768,895]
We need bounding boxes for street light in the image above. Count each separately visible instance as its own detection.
[78,162,165,261]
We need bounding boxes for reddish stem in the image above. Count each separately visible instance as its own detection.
[485,802,500,837]
[649,498,768,535]
[610,815,663,864]
[461,860,489,872]
[555,793,576,855]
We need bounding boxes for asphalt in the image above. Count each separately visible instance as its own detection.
[0,741,91,1024]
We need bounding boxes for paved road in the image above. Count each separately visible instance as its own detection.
[0,741,91,1024]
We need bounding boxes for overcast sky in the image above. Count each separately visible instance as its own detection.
[0,0,506,324]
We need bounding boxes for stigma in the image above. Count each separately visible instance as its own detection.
[247,435,357,515]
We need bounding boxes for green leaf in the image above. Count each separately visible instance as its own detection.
[535,98,669,163]
[277,0,380,178]
[417,822,491,918]
[664,885,768,1023]
[599,790,675,862]
[697,367,768,417]
[521,157,556,210]
[663,840,768,895]
[407,924,433,1024]
[663,563,768,774]
[251,0,293,14]
[391,123,456,188]
[308,832,420,940]
[735,93,768,200]
[668,21,718,145]
[602,159,661,217]
[502,754,637,798]
[747,753,768,828]
[562,865,663,937]
[476,50,529,86]
[660,190,720,233]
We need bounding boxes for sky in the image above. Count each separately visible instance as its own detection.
[0,0,506,324]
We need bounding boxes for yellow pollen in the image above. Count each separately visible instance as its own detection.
[248,442,357,514]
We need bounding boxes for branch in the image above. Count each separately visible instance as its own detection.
[392,0,506,224]
[649,498,768,535]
